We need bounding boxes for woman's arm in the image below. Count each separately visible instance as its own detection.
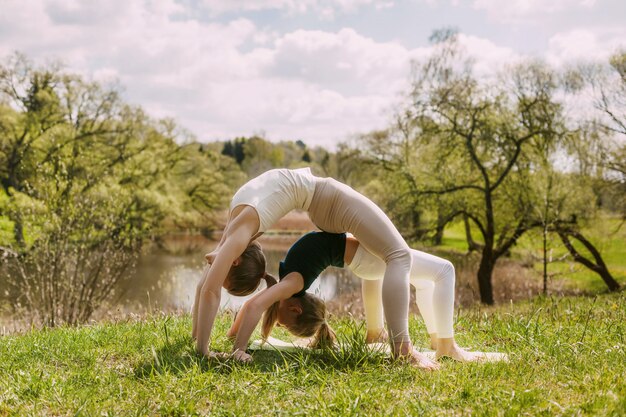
[231,274,303,359]
[195,211,259,356]
[192,263,212,339]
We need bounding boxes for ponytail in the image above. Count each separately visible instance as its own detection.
[281,293,337,349]
[263,273,277,288]
[310,321,337,349]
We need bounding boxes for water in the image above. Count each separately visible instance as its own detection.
[114,239,357,315]
[0,236,360,326]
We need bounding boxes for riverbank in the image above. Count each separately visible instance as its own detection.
[0,292,624,415]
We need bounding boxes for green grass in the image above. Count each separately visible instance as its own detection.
[1,293,625,416]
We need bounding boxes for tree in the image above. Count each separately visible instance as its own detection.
[361,31,564,304]
[0,54,236,325]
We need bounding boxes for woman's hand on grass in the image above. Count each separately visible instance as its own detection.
[365,328,388,344]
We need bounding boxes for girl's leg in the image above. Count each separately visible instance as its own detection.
[361,279,386,342]
[349,243,481,360]
[351,239,387,341]
[411,279,437,348]
[409,250,455,339]
[410,250,483,361]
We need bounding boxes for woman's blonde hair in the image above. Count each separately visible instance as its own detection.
[261,293,336,349]
[223,241,276,296]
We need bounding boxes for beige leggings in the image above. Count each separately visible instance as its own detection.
[308,178,412,345]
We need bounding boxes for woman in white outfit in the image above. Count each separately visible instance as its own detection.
[193,168,470,368]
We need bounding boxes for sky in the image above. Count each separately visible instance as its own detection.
[0,0,625,148]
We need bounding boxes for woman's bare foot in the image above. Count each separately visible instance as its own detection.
[365,328,388,344]
[436,338,484,362]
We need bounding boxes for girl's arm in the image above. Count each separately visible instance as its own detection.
[227,287,268,340]
[231,274,303,360]
[195,211,258,356]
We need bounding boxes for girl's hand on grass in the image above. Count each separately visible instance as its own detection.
[207,351,230,360]
[232,349,252,363]
[405,349,440,371]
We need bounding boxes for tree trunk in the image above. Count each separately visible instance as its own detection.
[477,250,495,305]
[542,225,548,295]
[557,229,620,291]
[464,214,482,252]
[13,214,25,248]
[433,221,444,245]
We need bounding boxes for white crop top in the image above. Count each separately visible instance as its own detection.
[230,168,318,233]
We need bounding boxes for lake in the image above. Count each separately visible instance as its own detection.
[118,236,357,315]
[0,234,359,329]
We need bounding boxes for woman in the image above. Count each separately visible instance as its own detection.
[226,231,482,367]
[194,167,425,366]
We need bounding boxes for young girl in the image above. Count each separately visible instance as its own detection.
[227,231,482,367]
[194,168,426,366]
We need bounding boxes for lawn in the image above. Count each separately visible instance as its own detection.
[1,292,624,416]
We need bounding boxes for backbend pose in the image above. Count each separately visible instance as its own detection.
[193,167,433,367]
[227,231,482,365]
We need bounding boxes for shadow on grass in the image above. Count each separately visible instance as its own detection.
[133,327,390,379]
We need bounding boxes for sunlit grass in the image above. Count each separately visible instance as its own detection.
[1,292,624,415]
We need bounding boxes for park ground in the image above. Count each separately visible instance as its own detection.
[0,291,624,416]
[0,214,624,415]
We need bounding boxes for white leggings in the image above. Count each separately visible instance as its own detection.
[347,244,455,338]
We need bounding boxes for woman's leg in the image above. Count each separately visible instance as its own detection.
[348,244,441,340]
[411,279,437,347]
[308,179,414,349]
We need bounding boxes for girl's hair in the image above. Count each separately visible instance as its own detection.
[224,241,276,296]
[261,293,336,349]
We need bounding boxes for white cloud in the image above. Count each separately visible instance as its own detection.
[1,0,622,149]
[457,34,521,75]
[546,28,626,66]
[199,0,387,17]
[471,0,597,20]
[0,0,414,147]
[269,28,418,95]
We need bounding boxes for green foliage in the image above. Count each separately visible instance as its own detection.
[0,293,624,415]
[354,32,622,303]
[0,54,241,325]
[219,135,348,180]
